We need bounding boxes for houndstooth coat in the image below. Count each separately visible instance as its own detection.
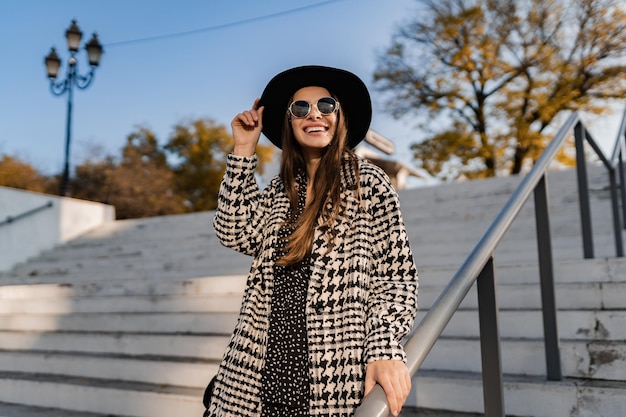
[207,153,418,417]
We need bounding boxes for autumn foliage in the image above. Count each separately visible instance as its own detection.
[375,0,626,180]
[0,118,273,219]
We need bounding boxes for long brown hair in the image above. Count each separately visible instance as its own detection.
[277,92,361,266]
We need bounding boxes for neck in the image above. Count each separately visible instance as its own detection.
[302,153,321,207]
[305,156,321,182]
[300,146,324,181]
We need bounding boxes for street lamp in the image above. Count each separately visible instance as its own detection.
[44,20,103,196]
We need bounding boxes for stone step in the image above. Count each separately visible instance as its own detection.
[400,409,484,417]
[1,256,624,298]
[0,331,229,360]
[68,212,216,242]
[5,168,612,270]
[1,251,251,282]
[0,372,205,417]
[0,312,238,334]
[401,192,615,220]
[0,309,623,342]
[421,337,626,381]
[0,258,251,284]
[397,164,609,203]
[421,257,626,285]
[0,402,482,417]
[1,330,624,382]
[32,210,614,272]
[419,309,626,341]
[0,283,615,315]
[0,350,217,389]
[0,401,129,417]
[6,196,622,279]
[22,220,620,270]
[398,188,613,220]
[0,281,623,314]
[0,163,620,417]
[4,232,623,283]
[411,370,626,417]
[29,198,616,265]
[25,226,614,273]
[421,282,626,311]
[0,293,244,314]
[0,275,248,299]
[1,365,624,417]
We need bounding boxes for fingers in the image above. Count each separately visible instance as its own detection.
[232,98,264,130]
[382,370,410,416]
[365,360,411,417]
[363,372,375,398]
[253,97,261,111]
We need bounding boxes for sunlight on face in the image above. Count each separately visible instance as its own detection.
[290,86,338,159]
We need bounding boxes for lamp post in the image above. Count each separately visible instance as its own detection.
[44,20,103,196]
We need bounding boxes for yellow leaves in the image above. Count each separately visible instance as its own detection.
[255,143,274,176]
[0,117,276,219]
[165,118,274,213]
[0,155,51,193]
[375,0,626,179]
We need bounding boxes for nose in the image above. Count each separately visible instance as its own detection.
[308,103,323,119]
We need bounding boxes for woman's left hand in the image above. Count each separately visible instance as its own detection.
[364,359,411,417]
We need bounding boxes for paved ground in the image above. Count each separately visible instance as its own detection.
[0,402,130,417]
[402,408,485,417]
[0,402,500,417]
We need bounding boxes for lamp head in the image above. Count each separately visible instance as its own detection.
[85,33,103,66]
[44,47,61,78]
[65,20,83,52]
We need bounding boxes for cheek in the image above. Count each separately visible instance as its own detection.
[329,115,340,136]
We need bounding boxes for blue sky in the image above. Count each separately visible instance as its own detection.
[0,0,425,175]
[0,0,622,178]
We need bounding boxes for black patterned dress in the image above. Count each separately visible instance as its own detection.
[260,177,311,417]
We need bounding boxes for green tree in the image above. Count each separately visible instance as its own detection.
[165,118,274,212]
[375,0,626,180]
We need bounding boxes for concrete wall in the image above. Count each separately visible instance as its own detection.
[0,186,115,272]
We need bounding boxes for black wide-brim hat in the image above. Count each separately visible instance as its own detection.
[258,65,372,149]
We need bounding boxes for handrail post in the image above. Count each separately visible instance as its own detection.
[574,122,594,258]
[618,151,626,229]
[477,257,505,417]
[533,175,563,380]
[608,166,624,257]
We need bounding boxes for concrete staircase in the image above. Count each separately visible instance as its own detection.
[0,163,625,416]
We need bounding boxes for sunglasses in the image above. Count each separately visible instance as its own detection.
[287,97,340,118]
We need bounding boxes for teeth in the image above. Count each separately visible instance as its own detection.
[306,126,325,133]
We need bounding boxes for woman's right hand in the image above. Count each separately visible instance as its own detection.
[231,98,264,157]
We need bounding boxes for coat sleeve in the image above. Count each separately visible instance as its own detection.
[212,153,269,257]
[363,164,419,365]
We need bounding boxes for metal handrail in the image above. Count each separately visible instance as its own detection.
[355,107,626,416]
[0,201,54,228]
[610,106,626,229]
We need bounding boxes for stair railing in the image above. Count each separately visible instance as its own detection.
[610,106,626,236]
[0,201,54,228]
[355,107,626,417]
[575,111,625,258]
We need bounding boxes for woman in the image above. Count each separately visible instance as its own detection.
[205,65,418,417]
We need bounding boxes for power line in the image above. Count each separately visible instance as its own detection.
[105,0,343,47]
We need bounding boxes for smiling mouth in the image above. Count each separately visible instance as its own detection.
[305,126,327,133]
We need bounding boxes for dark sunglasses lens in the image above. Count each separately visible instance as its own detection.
[317,98,337,114]
[290,101,310,118]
